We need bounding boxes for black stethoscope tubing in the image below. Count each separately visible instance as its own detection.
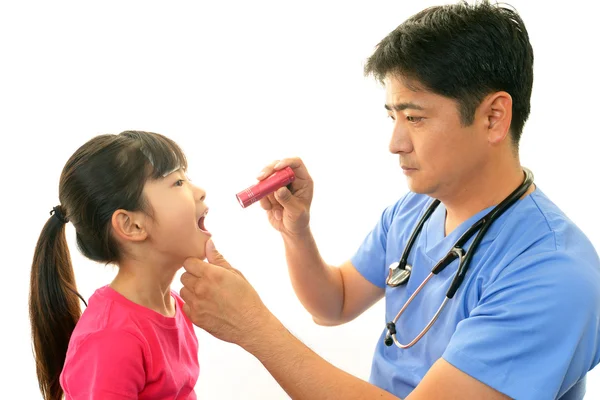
[384,168,534,348]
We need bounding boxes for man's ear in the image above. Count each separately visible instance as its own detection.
[480,91,513,145]
[111,209,148,243]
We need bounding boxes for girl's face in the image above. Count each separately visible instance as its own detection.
[142,169,211,264]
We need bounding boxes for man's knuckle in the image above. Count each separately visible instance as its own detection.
[193,281,204,296]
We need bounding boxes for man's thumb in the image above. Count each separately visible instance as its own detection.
[275,187,295,205]
[205,239,232,269]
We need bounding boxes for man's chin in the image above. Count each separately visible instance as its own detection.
[407,180,435,196]
[407,180,424,194]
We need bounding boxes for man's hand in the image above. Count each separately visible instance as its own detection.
[180,239,274,348]
[257,157,314,237]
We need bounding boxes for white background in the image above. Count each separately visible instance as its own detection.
[1,0,599,398]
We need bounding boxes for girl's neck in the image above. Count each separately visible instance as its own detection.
[110,259,179,317]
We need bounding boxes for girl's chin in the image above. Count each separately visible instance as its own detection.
[192,246,207,261]
[173,250,206,267]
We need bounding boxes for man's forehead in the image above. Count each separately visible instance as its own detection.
[385,83,427,109]
[383,75,441,110]
[384,74,425,92]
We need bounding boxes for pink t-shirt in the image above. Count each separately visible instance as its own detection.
[60,285,199,399]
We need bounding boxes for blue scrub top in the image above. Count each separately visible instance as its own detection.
[351,188,600,400]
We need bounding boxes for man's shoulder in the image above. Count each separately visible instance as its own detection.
[508,188,595,255]
[493,188,599,295]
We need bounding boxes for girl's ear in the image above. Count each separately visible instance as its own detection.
[111,210,148,243]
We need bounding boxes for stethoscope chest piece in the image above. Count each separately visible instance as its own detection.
[386,262,412,287]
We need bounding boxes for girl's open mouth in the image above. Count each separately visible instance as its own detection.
[197,210,211,235]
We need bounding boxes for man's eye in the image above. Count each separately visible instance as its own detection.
[388,115,396,121]
[406,116,423,123]
[175,179,185,187]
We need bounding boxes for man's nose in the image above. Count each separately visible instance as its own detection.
[389,122,413,154]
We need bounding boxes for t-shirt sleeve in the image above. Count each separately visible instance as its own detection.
[61,330,146,399]
[351,196,407,288]
[442,251,600,400]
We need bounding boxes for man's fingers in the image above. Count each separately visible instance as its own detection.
[183,257,206,276]
[183,254,238,284]
[273,187,303,218]
[205,239,234,271]
[179,286,195,305]
[257,157,310,181]
[182,302,192,318]
[180,271,196,288]
[257,159,280,181]
[259,196,273,211]
[260,197,284,221]
[273,157,301,170]
[274,186,294,205]
[271,157,311,180]
[259,192,278,211]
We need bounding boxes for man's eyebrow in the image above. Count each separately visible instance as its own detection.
[384,102,425,111]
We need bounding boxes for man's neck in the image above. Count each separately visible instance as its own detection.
[441,161,533,236]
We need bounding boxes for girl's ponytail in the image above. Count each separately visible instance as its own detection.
[29,206,84,400]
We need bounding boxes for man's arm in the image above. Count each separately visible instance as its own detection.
[281,228,384,325]
[246,313,398,399]
[255,157,384,325]
[180,242,510,400]
[244,310,509,400]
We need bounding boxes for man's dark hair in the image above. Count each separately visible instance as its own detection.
[365,1,534,146]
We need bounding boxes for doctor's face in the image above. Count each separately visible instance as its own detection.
[385,75,489,199]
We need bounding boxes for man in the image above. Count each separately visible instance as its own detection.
[180,1,600,398]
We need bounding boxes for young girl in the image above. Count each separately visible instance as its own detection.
[30,131,209,399]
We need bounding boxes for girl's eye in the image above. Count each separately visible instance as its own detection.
[175,179,185,187]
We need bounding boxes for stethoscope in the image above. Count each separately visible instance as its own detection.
[384,168,534,349]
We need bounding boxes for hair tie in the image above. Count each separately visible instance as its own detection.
[50,205,69,224]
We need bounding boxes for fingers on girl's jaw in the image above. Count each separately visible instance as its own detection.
[182,258,205,276]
